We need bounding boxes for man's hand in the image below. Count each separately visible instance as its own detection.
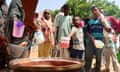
[105,27,111,33]
[19,41,28,47]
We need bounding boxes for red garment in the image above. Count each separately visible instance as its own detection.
[118,21,120,33]
[79,20,84,27]
[21,0,38,32]
[114,33,117,43]
[106,16,118,31]
[106,16,119,43]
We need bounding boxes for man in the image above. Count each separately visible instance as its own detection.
[56,4,72,58]
[85,6,108,72]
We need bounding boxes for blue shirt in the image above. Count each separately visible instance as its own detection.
[86,19,104,38]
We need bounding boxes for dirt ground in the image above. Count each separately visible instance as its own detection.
[0,47,119,72]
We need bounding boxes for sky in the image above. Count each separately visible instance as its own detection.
[36,0,66,12]
[6,0,120,12]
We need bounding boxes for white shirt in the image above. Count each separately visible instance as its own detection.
[71,27,85,50]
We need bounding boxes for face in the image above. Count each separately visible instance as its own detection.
[43,10,51,20]
[63,7,69,16]
[73,17,80,27]
[92,7,101,18]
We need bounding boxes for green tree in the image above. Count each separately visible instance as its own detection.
[51,0,120,20]
[51,10,60,21]
[67,0,120,19]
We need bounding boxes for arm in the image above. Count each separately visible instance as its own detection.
[68,30,75,38]
[55,26,59,44]
[86,32,95,43]
[85,23,95,43]
[100,15,111,32]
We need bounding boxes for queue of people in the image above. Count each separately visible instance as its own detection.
[0,0,120,72]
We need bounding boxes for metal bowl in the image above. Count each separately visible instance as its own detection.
[9,57,84,72]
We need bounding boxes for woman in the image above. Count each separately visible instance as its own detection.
[38,9,55,57]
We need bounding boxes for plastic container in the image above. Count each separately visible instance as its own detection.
[60,37,70,48]
[94,40,104,48]
[12,20,25,38]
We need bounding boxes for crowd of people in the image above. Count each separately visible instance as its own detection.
[0,0,120,72]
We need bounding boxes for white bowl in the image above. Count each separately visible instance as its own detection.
[94,40,104,48]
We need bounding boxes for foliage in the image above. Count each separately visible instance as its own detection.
[51,9,60,21]
[66,0,120,19]
[51,0,120,20]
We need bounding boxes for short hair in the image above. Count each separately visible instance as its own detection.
[62,4,70,9]
[73,15,80,20]
[91,5,101,12]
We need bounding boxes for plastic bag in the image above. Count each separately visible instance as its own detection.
[34,31,45,44]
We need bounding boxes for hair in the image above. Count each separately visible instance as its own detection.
[43,9,50,15]
[62,4,70,9]
[72,15,80,20]
[0,0,5,7]
[72,16,80,28]
[91,5,101,12]
[60,5,64,12]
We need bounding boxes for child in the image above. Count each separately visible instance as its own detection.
[68,16,85,59]
[103,19,120,72]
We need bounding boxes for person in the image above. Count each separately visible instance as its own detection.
[54,6,64,44]
[5,0,38,59]
[56,4,73,58]
[5,0,28,59]
[82,17,90,48]
[102,16,120,72]
[37,9,55,57]
[54,6,64,29]
[0,0,9,70]
[68,16,85,59]
[103,25,120,72]
[84,6,109,72]
[0,0,8,35]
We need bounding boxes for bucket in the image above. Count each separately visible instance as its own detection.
[60,37,70,48]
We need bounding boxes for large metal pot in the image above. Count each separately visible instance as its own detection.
[9,58,84,72]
